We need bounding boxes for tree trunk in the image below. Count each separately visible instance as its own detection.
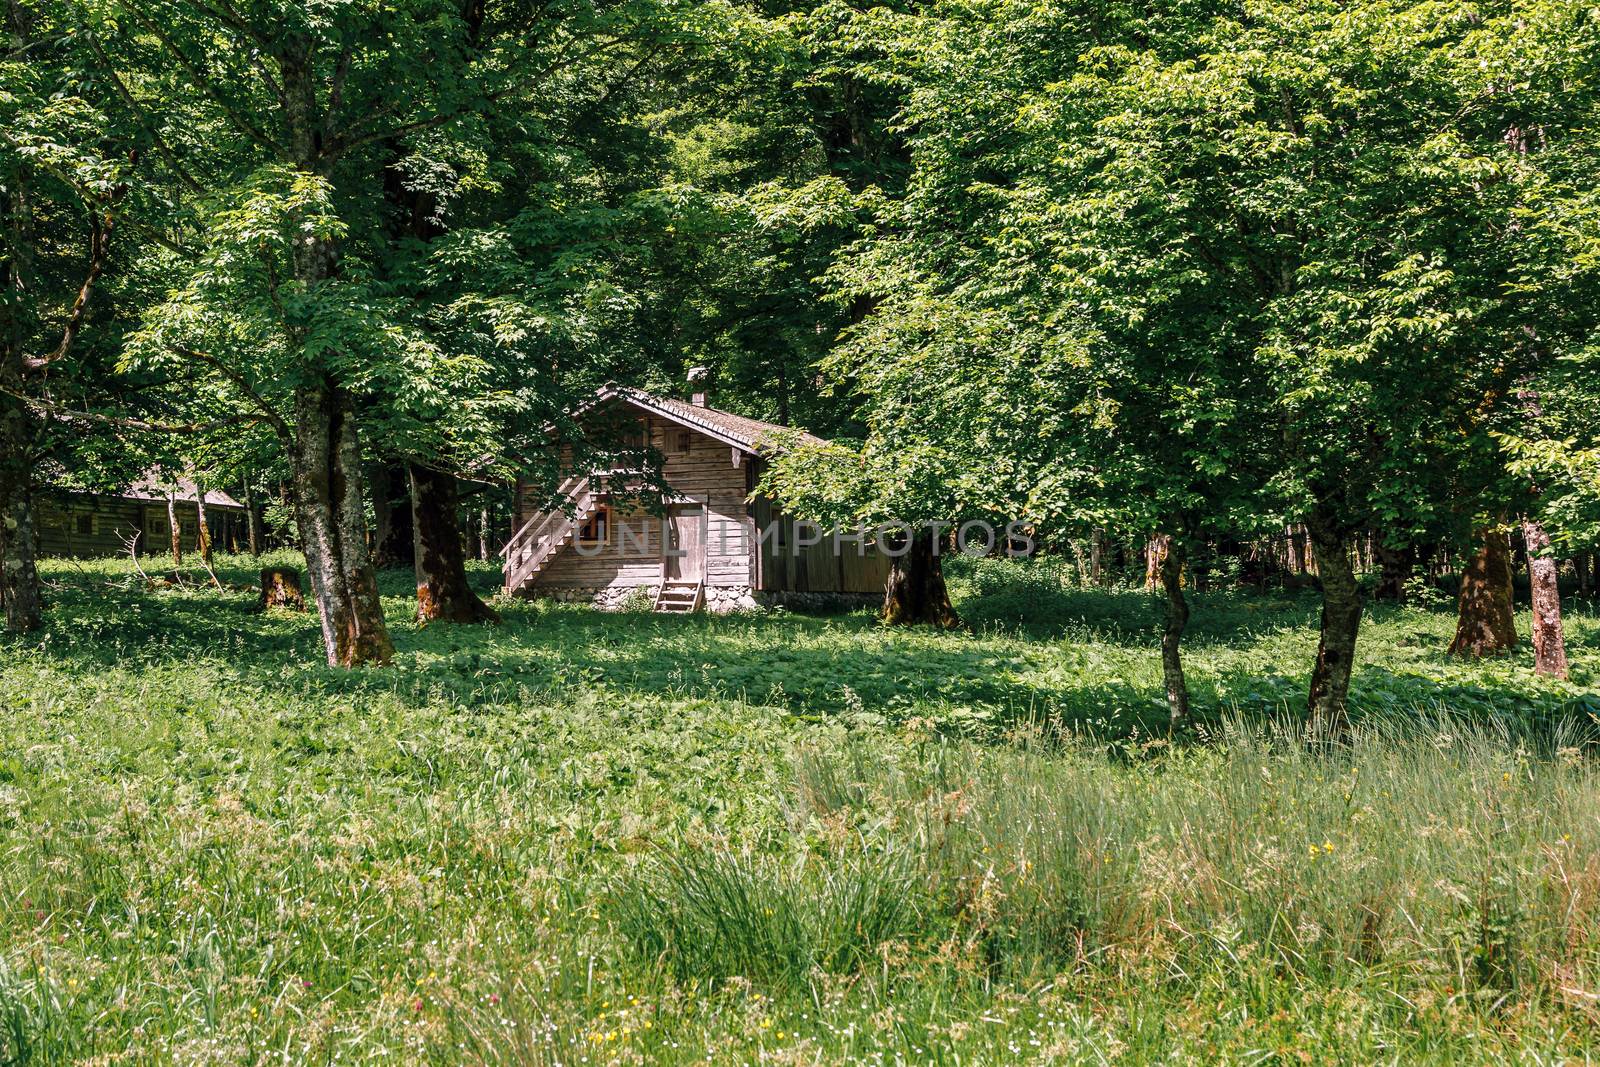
[166,492,182,567]
[882,525,958,627]
[0,451,42,633]
[1374,540,1413,603]
[409,462,499,624]
[0,81,41,633]
[370,462,414,569]
[243,480,263,557]
[478,506,491,563]
[259,567,305,611]
[1306,511,1361,739]
[194,480,213,565]
[1144,534,1166,592]
[292,381,395,666]
[1576,552,1590,598]
[1159,536,1190,727]
[1449,526,1518,657]
[0,328,40,630]
[1521,517,1569,679]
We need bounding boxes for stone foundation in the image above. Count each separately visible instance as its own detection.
[524,585,877,614]
[526,584,760,613]
[705,585,760,613]
[531,585,658,611]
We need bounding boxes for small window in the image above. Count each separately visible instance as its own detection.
[74,513,96,537]
[577,505,610,546]
[675,430,692,453]
[145,511,169,539]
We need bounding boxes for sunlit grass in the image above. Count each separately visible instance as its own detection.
[1,553,1598,1062]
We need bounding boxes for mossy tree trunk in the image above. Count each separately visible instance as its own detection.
[1449,526,1518,657]
[278,36,394,668]
[0,431,42,633]
[291,379,394,667]
[194,480,213,565]
[0,76,40,633]
[243,479,262,557]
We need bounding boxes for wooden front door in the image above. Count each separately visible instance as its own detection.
[664,505,705,582]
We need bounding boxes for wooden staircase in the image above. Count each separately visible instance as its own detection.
[501,475,599,596]
[653,580,703,613]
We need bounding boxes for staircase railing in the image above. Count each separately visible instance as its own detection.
[501,474,594,593]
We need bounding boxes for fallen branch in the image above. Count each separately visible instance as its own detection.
[120,529,153,586]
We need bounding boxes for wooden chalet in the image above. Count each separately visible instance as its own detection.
[35,475,249,559]
[504,385,889,612]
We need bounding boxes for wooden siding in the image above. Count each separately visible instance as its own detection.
[518,406,887,595]
[35,492,248,559]
[750,493,890,595]
[526,413,757,590]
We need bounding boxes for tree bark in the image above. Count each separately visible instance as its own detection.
[0,51,41,632]
[1144,534,1166,592]
[166,492,183,567]
[1158,536,1190,727]
[1305,511,1361,740]
[243,479,263,556]
[1449,526,1518,657]
[409,462,498,624]
[292,381,395,666]
[194,480,213,565]
[1521,517,1569,679]
[478,505,491,563]
[0,448,42,633]
[0,343,40,631]
[1374,540,1413,603]
[272,31,394,666]
[882,525,959,627]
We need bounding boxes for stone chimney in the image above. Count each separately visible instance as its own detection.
[687,365,711,407]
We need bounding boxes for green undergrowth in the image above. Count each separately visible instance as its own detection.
[1,553,1598,1063]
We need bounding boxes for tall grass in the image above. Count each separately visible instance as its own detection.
[791,715,1600,1008]
[612,844,921,991]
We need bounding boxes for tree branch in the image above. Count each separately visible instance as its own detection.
[86,33,209,196]
[165,342,291,438]
[24,208,111,371]
[0,386,255,434]
[122,3,281,153]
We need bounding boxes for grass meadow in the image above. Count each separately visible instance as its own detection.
[3,553,1600,1064]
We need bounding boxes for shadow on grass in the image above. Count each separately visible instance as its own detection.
[17,557,1598,741]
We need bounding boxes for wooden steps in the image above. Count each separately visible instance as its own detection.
[653,581,703,613]
[501,475,598,595]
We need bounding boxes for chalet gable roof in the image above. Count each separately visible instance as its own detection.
[119,473,245,510]
[597,386,827,456]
